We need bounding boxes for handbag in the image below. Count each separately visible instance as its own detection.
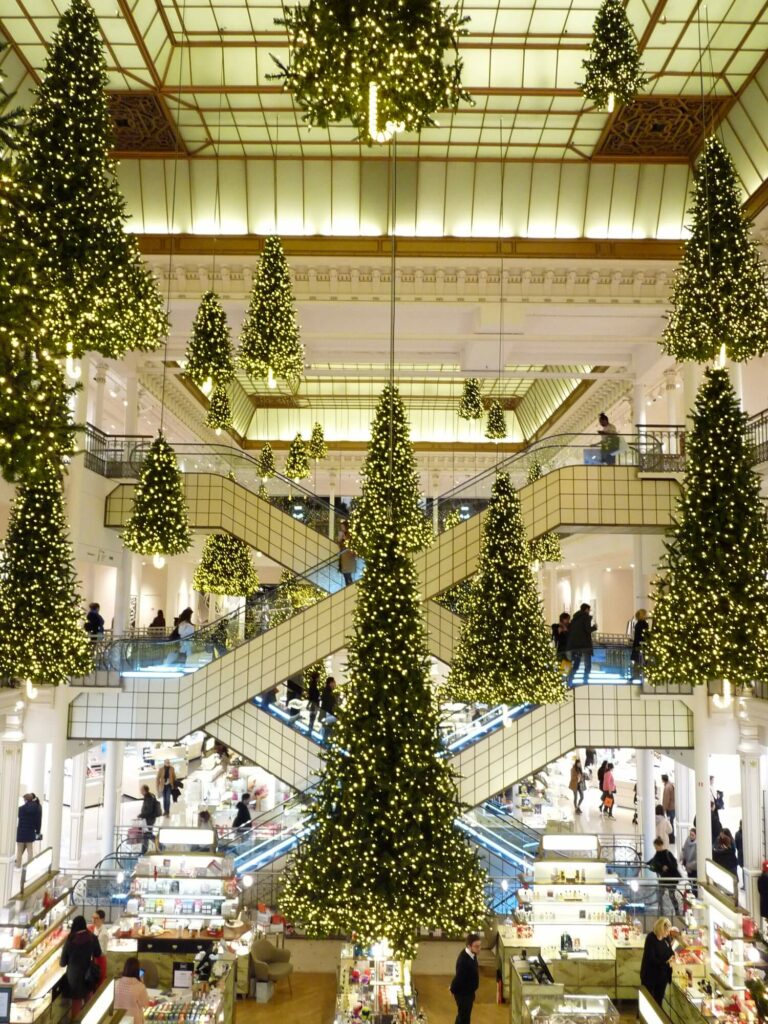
[84,961,101,989]
[603,793,615,809]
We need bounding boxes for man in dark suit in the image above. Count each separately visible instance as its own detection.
[450,932,481,1024]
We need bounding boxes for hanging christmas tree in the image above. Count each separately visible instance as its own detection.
[349,384,433,560]
[272,0,471,143]
[11,0,167,359]
[580,0,646,111]
[281,533,486,957]
[239,237,304,387]
[307,422,328,461]
[662,137,768,363]
[458,377,483,420]
[0,465,93,686]
[285,434,310,480]
[646,368,768,690]
[185,291,235,390]
[205,385,232,433]
[270,568,324,627]
[192,534,260,597]
[121,433,192,558]
[256,442,276,481]
[485,400,506,440]
[442,473,565,706]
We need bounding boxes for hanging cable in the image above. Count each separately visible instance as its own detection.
[388,133,397,491]
[696,6,717,365]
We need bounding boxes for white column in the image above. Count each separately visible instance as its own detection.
[65,354,92,554]
[21,742,47,800]
[675,762,694,832]
[693,687,712,880]
[124,361,139,436]
[728,361,744,408]
[739,731,763,916]
[633,382,646,429]
[683,363,703,424]
[101,741,125,860]
[636,748,655,859]
[633,535,647,613]
[47,692,68,871]
[664,369,679,424]
[92,362,108,431]
[0,732,24,904]
[67,751,88,863]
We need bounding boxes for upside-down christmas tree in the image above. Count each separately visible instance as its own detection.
[646,368,768,690]
[121,434,192,560]
[0,465,93,686]
[193,534,260,597]
[580,0,646,111]
[442,472,565,707]
[281,386,487,958]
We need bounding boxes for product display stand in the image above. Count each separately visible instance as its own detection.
[334,945,425,1023]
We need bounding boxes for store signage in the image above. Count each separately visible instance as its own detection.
[21,848,53,893]
[0,985,12,1024]
[80,982,115,1024]
[541,834,599,855]
[639,988,668,1024]
[172,962,194,990]
[705,859,737,900]
[156,827,217,849]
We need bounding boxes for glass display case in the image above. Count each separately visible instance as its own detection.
[523,993,620,1024]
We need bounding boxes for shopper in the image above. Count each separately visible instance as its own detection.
[114,957,150,1024]
[647,837,681,916]
[585,747,597,769]
[597,760,608,812]
[232,798,251,830]
[155,760,177,817]
[632,609,649,678]
[88,911,108,983]
[569,758,585,815]
[601,763,617,818]
[655,804,673,850]
[198,809,212,827]
[319,677,339,739]
[60,915,102,1016]
[167,608,195,664]
[85,602,104,637]
[305,665,322,735]
[137,785,160,854]
[661,774,676,841]
[149,610,165,630]
[449,932,481,1024]
[566,603,597,686]
[640,917,677,1009]
[713,832,739,876]
[336,520,357,586]
[552,612,570,659]
[598,412,619,466]
[681,828,697,882]
[15,793,42,868]
[758,861,768,922]
[735,822,744,877]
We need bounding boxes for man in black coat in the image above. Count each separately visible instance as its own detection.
[450,932,481,1024]
[566,603,597,686]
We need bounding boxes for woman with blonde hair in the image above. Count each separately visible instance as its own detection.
[640,916,678,1008]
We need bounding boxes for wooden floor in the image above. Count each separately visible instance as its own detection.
[235,969,505,1023]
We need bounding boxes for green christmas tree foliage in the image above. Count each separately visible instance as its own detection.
[349,384,433,561]
[527,457,544,484]
[0,42,22,152]
[11,0,167,359]
[205,385,232,433]
[458,377,483,420]
[0,466,93,685]
[580,0,646,111]
[285,434,310,480]
[442,508,463,531]
[442,473,565,706]
[308,422,328,461]
[185,291,235,390]
[281,539,487,958]
[270,569,324,628]
[646,368,768,690]
[662,137,768,363]
[192,534,260,597]
[273,0,471,143]
[256,442,276,480]
[239,237,304,386]
[121,433,192,557]
[485,400,506,440]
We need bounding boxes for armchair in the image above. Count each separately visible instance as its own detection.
[250,938,293,996]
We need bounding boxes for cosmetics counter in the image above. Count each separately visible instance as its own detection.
[333,945,426,1024]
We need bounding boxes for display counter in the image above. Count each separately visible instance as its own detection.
[522,992,619,1024]
[0,852,73,1024]
[333,945,425,1023]
[508,948,563,1024]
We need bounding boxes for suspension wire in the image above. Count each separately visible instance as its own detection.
[388,133,397,493]
[211,42,225,286]
[160,0,190,433]
[696,5,716,363]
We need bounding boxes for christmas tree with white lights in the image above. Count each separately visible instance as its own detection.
[239,236,304,386]
[349,384,433,560]
[185,291,235,390]
[662,137,768,363]
[121,433,192,559]
[458,378,483,420]
[11,0,167,359]
[0,466,93,685]
[193,534,260,596]
[646,367,768,689]
[285,434,310,480]
[281,386,486,957]
[443,472,565,706]
[580,0,646,111]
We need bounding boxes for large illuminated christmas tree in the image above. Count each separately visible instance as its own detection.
[442,472,565,706]
[662,137,768,363]
[349,384,433,560]
[281,386,486,959]
[121,433,192,559]
[239,236,304,387]
[580,0,646,111]
[193,534,260,597]
[185,291,235,390]
[646,368,768,689]
[11,0,167,359]
[0,466,93,686]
